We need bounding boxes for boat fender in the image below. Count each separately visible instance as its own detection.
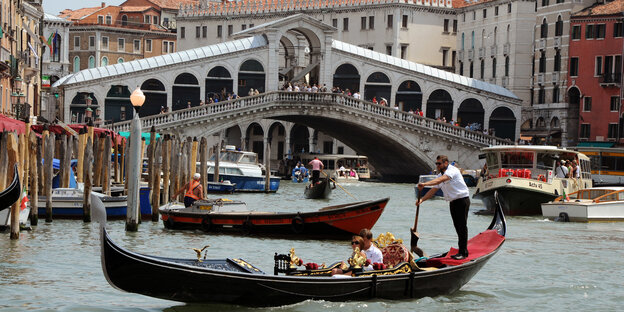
[291,215,305,234]
[555,212,570,222]
[165,217,175,229]
[201,217,212,232]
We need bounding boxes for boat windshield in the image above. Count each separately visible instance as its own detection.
[240,154,257,164]
[418,175,436,183]
[220,151,241,163]
[500,151,534,168]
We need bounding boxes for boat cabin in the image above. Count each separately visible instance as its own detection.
[481,146,592,182]
[297,153,371,179]
[210,145,259,165]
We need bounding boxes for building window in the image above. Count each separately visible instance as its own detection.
[101,56,108,67]
[181,27,185,38]
[249,24,254,28]
[505,56,510,76]
[472,11,476,20]
[202,26,207,38]
[541,19,548,38]
[554,50,561,71]
[442,49,448,67]
[386,45,392,55]
[74,36,80,49]
[369,16,374,29]
[228,25,233,36]
[121,15,128,26]
[332,18,338,28]
[469,61,474,78]
[570,57,579,76]
[542,0,549,7]
[596,24,606,39]
[596,56,603,76]
[89,36,95,48]
[146,39,152,52]
[480,59,484,79]
[552,86,559,103]
[556,0,563,3]
[106,15,112,25]
[453,20,457,33]
[508,3,512,13]
[73,56,80,73]
[163,41,168,53]
[217,25,222,38]
[463,14,466,22]
[361,17,367,30]
[586,24,594,39]
[169,42,174,53]
[495,6,499,16]
[614,22,623,37]
[583,97,592,111]
[608,124,618,139]
[483,9,487,18]
[539,51,546,73]
[145,15,150,24]
[555,16,563,36]
[241,24,246,30]
[344,18,349,31]
[153,16,158,25]
[88,56,95,68]
[387,15,393,28]
[538,87,545,104]
[611,96,620,111]
[196,26,200,38]
[98,15,104,24]
[102,37,109,50]
[118,38,125,52]
[117,57,124,64]
[400,45,407,59]
[402,15,408,28]
[572,25,581,40]
[444,19,449,33]
[580,124,590,139]
[134,40,140,52]
[492,58,497,77]
[459,61,463,75]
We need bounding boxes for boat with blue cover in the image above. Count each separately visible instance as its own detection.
[291,166,309,183]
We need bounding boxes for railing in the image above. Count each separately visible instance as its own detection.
[108,91,511,146]
[458,50,464,60]
[600,73,621,85]
[538,38,546,50]
[468,49,474,60]
[478,47,486,59]
[552,72,560,84]
[554,37,561,48]
[503,43,510,55]
[537,73,545,85]
[490,45,497,57]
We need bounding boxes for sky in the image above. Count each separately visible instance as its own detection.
[43,0,125,15]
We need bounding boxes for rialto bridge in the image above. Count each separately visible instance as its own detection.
[53,14,520,181]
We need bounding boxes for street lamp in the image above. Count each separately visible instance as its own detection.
[130,86,145,114]
[85,95,93,123]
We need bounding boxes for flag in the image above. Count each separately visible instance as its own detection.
[562,188,569,202]
[46,32,55,51]
[20,188,28,211]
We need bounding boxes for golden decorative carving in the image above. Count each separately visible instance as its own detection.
[289,248,302,268]
[374,232,403,249]
[192,245,210,262]
[349,247,367,269]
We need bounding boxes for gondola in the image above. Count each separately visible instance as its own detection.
[99,192,506,307]
[304,177,332,199]
[160,197,388,236]
[0,165,20,212]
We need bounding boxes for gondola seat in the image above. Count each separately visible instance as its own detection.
[381,243,410,268]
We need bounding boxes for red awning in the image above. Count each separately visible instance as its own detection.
[30,124,124,144]
[0,114,26,135]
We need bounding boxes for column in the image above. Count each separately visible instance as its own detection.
[266,30,279,91]
[308,127,315,153]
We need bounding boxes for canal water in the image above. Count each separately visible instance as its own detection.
[1,182,623,311]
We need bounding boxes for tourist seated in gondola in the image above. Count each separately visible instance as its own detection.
[359,228,383,268]
[331,235,367,276]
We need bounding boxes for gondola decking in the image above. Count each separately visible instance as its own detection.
[160,198,388,236]
[99,193,507,307]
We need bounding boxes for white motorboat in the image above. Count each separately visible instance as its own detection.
[541,187,624,222]
[37,188,128,219]
[203,146,280,192]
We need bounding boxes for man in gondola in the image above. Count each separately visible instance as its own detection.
[308,157,324,185]
[174,173,204,207]
[417,155,471,260]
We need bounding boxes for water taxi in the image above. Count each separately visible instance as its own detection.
[203,146,280,192]
[541,187,624,222]
[298,154,371,182]
[473,146,592,215]
[572,147,624,186]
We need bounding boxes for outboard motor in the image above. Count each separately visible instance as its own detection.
[555,212,570,222]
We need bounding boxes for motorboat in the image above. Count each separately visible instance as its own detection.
[304,177,333,199]
[160,197,388,236]
[291,166,309,183]
[415,174,443,198]
[298,153,371,182]
[203,146,280,192]
[205,181,236,194]
[98,192,506,306]
[37,188,131,219]
[541,187,624,222]
[473,145,592,215]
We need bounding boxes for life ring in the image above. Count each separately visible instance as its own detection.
[291,215,305,234]
[165,217,175,229]
[201,217,212,232]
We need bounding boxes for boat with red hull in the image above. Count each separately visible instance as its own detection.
[160,198,389,236]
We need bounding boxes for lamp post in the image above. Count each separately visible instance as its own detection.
[130,86,145,115]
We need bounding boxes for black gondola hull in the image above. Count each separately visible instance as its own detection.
[304,178,332,199]
[0,165,20,211]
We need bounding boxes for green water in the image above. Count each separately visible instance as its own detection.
[1,182,623,311]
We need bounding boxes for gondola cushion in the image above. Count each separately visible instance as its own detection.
[381,243,410,268]
[425,230,505,267]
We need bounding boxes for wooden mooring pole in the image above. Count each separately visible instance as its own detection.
[7,132,20,239]
[151,138,161,221]
[199,137,207,198]
[29,131,39,226]
[83,137,93,222]
[44,133,55,222]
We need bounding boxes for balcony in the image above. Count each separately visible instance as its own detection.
[554,37,561,48]
[600,73,621,87]
[478,47,486,59]
[502,76,509,87]
[537,73,545,85]
[458,50,464,60]
[468,49,474,60]
[552,72,560,84]
[538,38,546,50]
[503,43,510,55]
[490,45,497,57]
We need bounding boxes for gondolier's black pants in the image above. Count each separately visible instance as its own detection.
[449,197,470,256]
[312,170,320,184]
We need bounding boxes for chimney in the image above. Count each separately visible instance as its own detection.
[101,2,106,8]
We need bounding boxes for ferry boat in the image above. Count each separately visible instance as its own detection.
[473,146,592,215]
[298,154,371,182]
[204,146,280,192]
[572,147,624,186]
[541,187,624,222]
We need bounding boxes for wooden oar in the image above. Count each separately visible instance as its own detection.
[322,171,356,200]
[411,191,425,257]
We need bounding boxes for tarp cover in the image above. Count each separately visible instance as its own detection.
[425,229,505,267]
[0,114,26,134]
[118,131,160,145]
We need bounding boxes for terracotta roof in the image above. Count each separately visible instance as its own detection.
[59,6,105,20]
[573,0,624,17]
[150,0,199,10]
[452,0,497,9]
[121,6,155,12]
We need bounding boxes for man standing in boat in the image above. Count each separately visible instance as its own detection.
[308,157,324,184]
[417,155,471,260]
[174,173,204,207]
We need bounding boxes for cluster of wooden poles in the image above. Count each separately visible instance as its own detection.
[0,122,225,239]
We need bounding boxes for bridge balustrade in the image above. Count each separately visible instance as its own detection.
[108,91,510,147]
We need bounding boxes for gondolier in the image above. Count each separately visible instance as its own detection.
[175,173,204,207]
[308,157,324,184]
[417,155,471,260]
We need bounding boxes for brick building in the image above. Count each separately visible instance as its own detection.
[569,0,624,143]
